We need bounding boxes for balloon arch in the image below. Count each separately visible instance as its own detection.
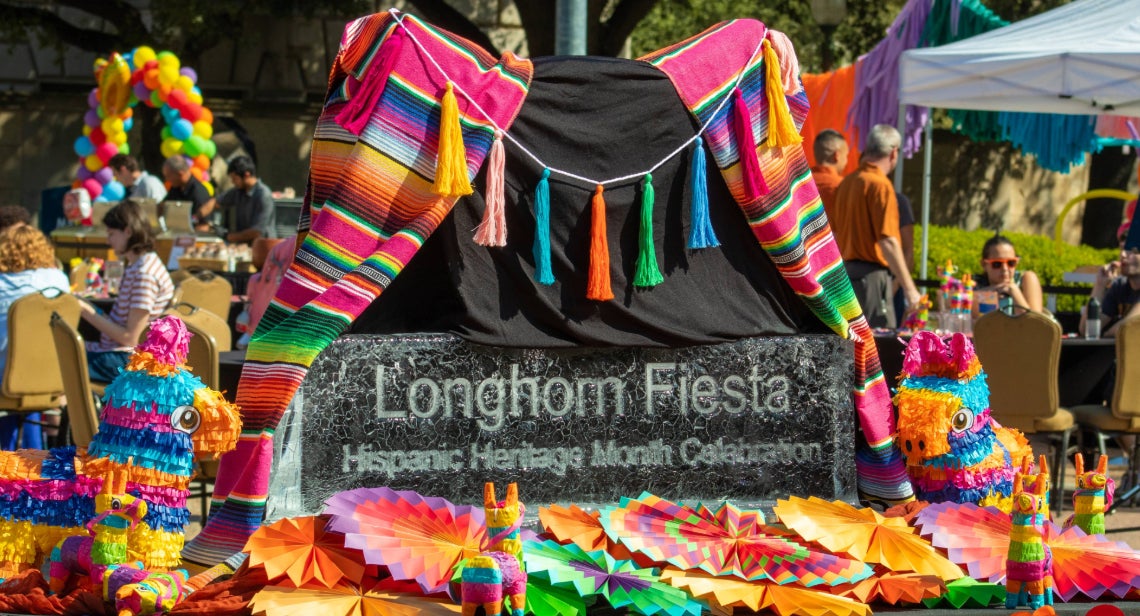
[72,46,218,202]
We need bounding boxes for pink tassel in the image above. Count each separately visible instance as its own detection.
[732,88,768,201]
[336,25,406,135]
[474,130,507,247]
[765,30,802,95]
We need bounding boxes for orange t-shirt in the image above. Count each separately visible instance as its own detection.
[811,165,844,222]
[830,162,900,268]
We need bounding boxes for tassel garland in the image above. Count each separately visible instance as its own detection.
[762,39,802,147]
[532,168,554,285]
[335,26,405,136]
[474,130,507,247]
[634,174,664,288]
[586,184,614,301]
[731,88,769,201]
[688,137,719,249]
[432,81,474,197]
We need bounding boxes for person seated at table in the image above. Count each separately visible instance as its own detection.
[162,155,216,233]
[1081,218,1140,339]
[976,233,1043,314]
[0,224,69,449]
[219,155,276,244]
[109,154,167,202]
[78,200,174,383]
[0,205,31,232]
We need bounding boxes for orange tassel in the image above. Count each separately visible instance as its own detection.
[763,39,802,148]
[586,184,613,301]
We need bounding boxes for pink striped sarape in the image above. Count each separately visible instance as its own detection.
[183,12,911,566]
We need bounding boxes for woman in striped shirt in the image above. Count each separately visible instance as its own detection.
[79,199,174,382]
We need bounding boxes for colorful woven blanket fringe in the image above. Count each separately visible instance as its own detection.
[183,12,912,566]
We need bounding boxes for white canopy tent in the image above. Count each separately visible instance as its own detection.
[896,0,1140,276]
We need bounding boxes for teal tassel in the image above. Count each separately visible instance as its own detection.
[634,174,664,288]
[688,137,719,249]
[532,168,554,285]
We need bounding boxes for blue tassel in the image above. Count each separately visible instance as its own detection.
[532,168,554,285]
[688,137,719,249]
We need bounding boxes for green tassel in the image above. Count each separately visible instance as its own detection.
[634,174,664,288]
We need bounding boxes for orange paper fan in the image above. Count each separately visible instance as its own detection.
[774,496,963,581]
[659,567,871,616]
[249,580,461,616]
[830,571,945,605]
[245,515,367,589]
[538,503,644,562]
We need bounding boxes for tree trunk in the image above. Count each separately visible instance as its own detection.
[1081,147,1138,248]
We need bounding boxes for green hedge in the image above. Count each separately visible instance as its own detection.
[914,225,1119,312]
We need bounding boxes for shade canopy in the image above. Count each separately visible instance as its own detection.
[899,0,1140,116]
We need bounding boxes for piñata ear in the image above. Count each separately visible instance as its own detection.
[1097,454,1109,475]
[948,333,978,379]
[504,483,518,507]
[1012,472,1025,497]
[484,482,497,509]
[1074,452,1085,476]
[901,331,948,377]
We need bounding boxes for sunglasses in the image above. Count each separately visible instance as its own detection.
[984,257,1020,268]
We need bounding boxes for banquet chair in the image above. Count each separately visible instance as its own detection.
[973,309,1076,513]
[1073,314,1140,511]
[172,271,233,340]
[163,303,230,390]
[0,291,82,448]
[49,312,101,448]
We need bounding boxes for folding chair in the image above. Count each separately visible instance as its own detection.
[49,313,101,448]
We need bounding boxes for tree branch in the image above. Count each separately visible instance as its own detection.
[514,0,556,56]
[405,0,499,56]
[0,3,120,53]
[53,0,148,44]
[601,0,661,56]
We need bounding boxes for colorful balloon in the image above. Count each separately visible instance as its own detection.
[94,167,114,185]
[132,46,157,68]
[102,181,126,201]
[192,121,212,139]
[74,136,95,158]
[171,119,193,141]
[82,178,103,199]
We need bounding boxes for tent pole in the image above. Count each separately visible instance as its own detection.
[920,116,932,280]
[894,102,906,191]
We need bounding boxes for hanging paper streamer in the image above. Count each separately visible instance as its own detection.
[72,47,218,205]
[532,168,554,285]
[634,174,664,288]
[474,130,507,247]
[688,138,719,249]
[586,185,614,301]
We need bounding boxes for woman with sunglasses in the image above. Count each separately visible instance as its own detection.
[977,234,1043,314]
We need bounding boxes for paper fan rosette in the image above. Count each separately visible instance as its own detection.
[538,503,644,562]
[249,580,461,616]
[601,493,871,586]
[659,567,871,616]
[914,501,1010,582]
[522,538,705,616]
[1042,523,1140,601]
[244,515,367,589]
[828,571,945,605]
[323,487,484,594]
[774,496,963,581]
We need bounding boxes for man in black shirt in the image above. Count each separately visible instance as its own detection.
[162,155,216,233]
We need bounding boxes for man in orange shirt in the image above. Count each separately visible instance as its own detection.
[830,124,921,329]
[811,129,848,221]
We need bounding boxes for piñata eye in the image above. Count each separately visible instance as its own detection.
[170,405,201,434]
[110,498,122,510]
[950,407,974,433]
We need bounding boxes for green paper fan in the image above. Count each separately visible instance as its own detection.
[921,577,1005,609]
[522,539,705,616]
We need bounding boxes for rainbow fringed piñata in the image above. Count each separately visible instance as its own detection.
[893,331,1030,512]
[0,315,241,578]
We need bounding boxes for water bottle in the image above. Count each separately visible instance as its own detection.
[1086,296,1101,340]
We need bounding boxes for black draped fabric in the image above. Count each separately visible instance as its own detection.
[350,55,827,347]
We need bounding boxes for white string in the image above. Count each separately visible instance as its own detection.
[387,8,768,189]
